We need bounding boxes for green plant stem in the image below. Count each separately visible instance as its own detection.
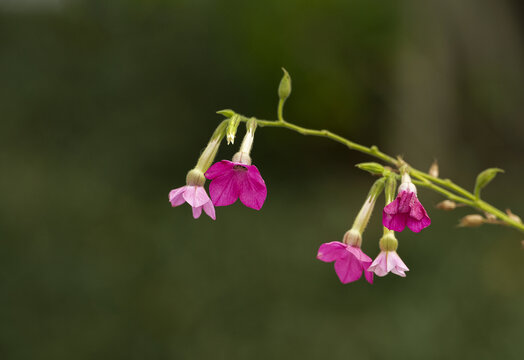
[230,115,524,234]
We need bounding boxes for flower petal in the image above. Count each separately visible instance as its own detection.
[398,191,415,214]
[368,252,388,277]
[346,246,373,263]
[238,165,267,210]
[205,160,234,179]
[202,200,216,220]
[389,252,409,277]
[208,172,240,207]
[409,196,429,221]
[192,205,203,219]
[383,197,400,215]
[169,186,188,207]
[317,241,348,262]
[182,186,211,208]
[383,211,408,232]
[406,213,431,233]
[334,255,363,283]
[363,266,374,284]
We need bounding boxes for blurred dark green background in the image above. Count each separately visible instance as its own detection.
[1,0,524,359]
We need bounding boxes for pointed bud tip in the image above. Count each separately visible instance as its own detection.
[278,67,292,100]
[429,160,439,178]
[216,109,236,118]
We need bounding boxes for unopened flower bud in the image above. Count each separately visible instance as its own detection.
[186,169,206,187]
[506,209,522,224]
[436,200,456,211]
[474,168,504,198]
[356,162,385,176]
[458,214,485,227]
[343,229,362,247]
[429,160,439,178]
[216,109,236,118]
[278,68,292,101]
[226,114,241,145]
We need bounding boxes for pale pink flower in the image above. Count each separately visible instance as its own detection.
[368,251,409,277]
[383,190,431,232]
[169,185,216,220]
[317,241,373,284]
[205,160,267,210]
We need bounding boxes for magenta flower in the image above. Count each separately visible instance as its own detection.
[383,190,431,232]
[205,160,267,210]
[169,185,216,220]
[317,241,374,284]
[368,251,409,277]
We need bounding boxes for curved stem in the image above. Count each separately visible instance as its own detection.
[230,115,524,234]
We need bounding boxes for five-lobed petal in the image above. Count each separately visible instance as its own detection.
[317,241,374,284]
[205,160,267,210]
[169,185,216,220]
[368,251,409,277]
[383,191,431,232]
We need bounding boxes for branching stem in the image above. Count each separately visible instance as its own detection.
[228,115,524,234]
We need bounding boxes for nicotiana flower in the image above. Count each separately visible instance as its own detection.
[205,160,267,210]
[368,251,409,277]
[383,173,430,232]
[317,232,374,284]
[205,118,267,210]
[368,231,409,277]
[316,178,387,284]
[169,169,216,220]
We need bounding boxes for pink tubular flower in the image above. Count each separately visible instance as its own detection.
[368,251,409,277]
[317,241,374,284]
[205,160,267,210]
[383,176,430,233]
[169,185,216,220]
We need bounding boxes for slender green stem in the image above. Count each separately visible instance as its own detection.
[277,99,285,122]
[256,119,399,165]
[227,115,524,234]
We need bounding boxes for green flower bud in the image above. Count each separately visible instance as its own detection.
[278,68,292,100]
[216,109,236,118]
[474,168,504,199]
[355,162,385,176]
[226,114,242,145]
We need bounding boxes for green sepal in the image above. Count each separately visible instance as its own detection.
[474,168,504,199]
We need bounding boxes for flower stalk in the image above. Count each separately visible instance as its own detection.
[215,112,524,234]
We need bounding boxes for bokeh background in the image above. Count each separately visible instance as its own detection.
[1,0,524,359]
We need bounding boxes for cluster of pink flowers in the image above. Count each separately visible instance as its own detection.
[317,173,430,284]
[168,114,430,285]
[169,119,267,220]
[168,160,267,219]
